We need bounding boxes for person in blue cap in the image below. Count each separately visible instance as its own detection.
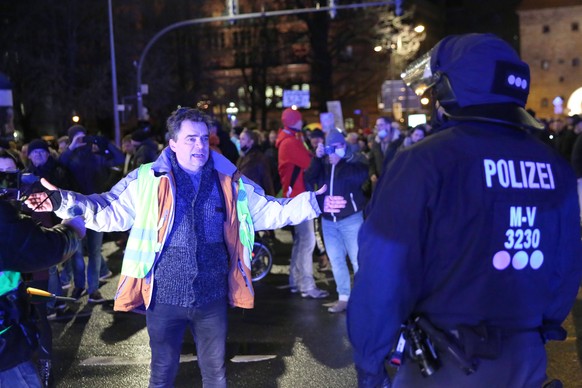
[348,33,582,387]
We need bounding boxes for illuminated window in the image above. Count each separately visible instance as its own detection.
[567,87,582,115]
[541,60,550,70]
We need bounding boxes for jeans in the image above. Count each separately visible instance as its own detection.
[322,212,363,298]
[146,300,227,388]
[0,360,41,388]
[47,265,61,309]
[66,230,109,293]
[289,219,316,292]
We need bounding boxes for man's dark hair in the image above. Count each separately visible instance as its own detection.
[377,116,394,128]
[241,128,259,145]
[0,149,20,169]
[166,107,211,141]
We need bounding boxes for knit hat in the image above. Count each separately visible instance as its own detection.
[281,108,302,129]
[131,129,150,142]
[67,125,86,140]
[325,129,345,146]
[27,139,49,155]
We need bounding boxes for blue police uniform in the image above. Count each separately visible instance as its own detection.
[348,33,582,387]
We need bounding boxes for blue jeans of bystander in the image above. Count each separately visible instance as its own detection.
[289,219,316,292]
[322,211,363,298]
[47,265,62,309]
[68,230,109,293]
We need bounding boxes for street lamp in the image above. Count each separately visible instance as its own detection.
[108,0,121,147]
[226,102,239,123]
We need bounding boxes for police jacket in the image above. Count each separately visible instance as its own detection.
[347,120,582,377]
[0,200,80,371]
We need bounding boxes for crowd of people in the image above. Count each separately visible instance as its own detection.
[0,101,428,387]
[0,31,580,388]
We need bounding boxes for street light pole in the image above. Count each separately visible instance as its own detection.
[108,0,121,147]
[135,1,396,120]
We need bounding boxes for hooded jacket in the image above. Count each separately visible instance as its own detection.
[275,128,312,198]
[305,150,369,221]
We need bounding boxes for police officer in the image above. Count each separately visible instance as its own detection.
[0,177,84,386]
[347,33,582,387]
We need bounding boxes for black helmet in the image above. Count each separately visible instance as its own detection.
[402,33,543,130]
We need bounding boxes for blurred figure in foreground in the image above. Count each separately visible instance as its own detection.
[0,154,84,386]
[348,33,582,387]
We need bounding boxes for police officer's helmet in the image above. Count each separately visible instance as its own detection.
[402,33,543,130]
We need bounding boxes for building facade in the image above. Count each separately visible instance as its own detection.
[178,1,440,132]
[518,0,582,119]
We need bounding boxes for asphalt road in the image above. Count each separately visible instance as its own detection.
[47,230,582,387]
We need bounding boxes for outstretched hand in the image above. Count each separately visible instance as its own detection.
[315,184,347,213]
[24,178,58,212]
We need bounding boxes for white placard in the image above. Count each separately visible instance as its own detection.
[283,90,310,108]
[326,100,345,131]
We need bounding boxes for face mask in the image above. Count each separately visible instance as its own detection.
[334,147,346,158]
[240,145,250,153]
[378,129,388,139]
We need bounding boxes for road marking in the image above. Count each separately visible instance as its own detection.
[231,355,277,363]
[80,354,277,366]
[80,356,152,366]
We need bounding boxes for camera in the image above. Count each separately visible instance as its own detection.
[83,135,98,145]
[0,171,39,200]
[83,135,110,155]
[324,145,336,155]
[0,171,20,192]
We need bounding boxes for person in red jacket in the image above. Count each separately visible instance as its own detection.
[276,108,329,299]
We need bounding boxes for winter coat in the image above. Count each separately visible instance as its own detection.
[276,129,312,198]
[52,148,321,311]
